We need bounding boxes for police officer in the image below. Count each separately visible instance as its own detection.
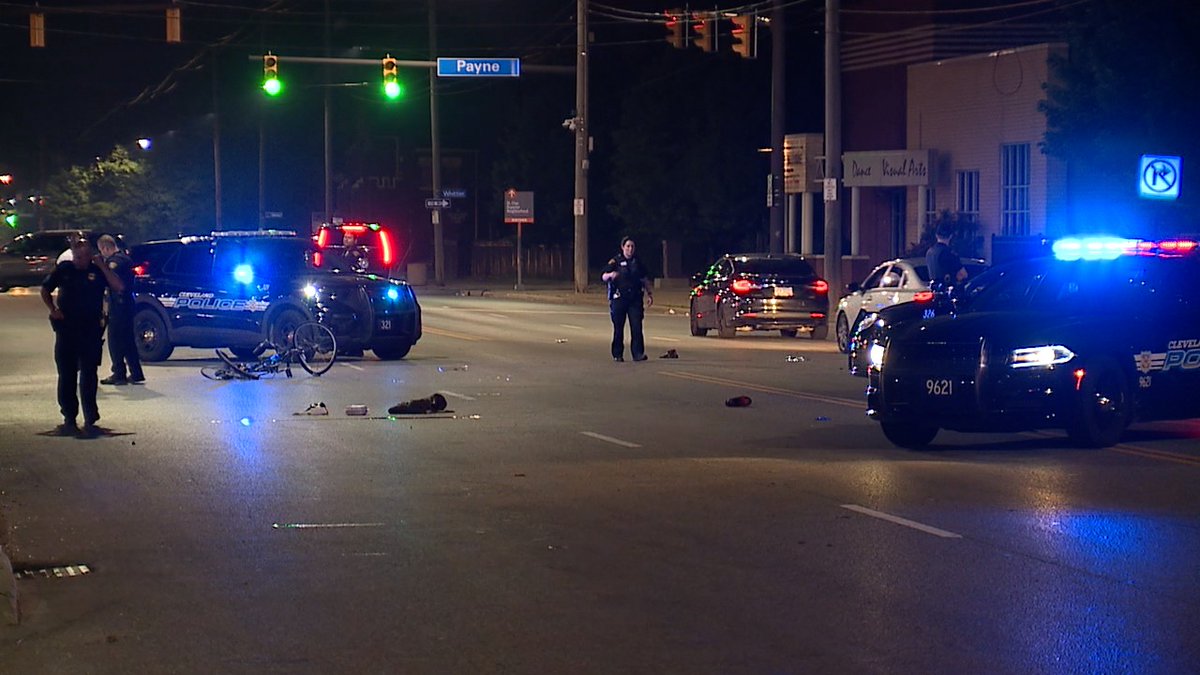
[601,236,654,362]
[926,220,968,289]
[98,234,145,386]
[41,237,124,437]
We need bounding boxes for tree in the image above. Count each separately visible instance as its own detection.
[1040,0,1200,233]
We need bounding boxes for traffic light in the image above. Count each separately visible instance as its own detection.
[3,211,17,228]
[730,14,756,59]
[262,53,282,96]
[664,9,684,49]
[382,55,403,100]
[691,13,714,52]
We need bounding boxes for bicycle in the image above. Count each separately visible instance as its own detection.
[201,321,338,380]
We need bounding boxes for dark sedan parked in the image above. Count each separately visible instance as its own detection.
[689,253,829,339]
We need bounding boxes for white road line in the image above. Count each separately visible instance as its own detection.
[580,431,642,448]
[840,504,962,539]
[651,336,681,342]
[558,323,584,330]
[272,522,386,530]
[488,313,509,320]
[341,363,365,371]
[439,390,477,401]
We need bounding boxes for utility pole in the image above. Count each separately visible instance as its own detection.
[573,0,589,293]
[211,54,223,230]
[323,0,332,227]
[430,0,445,285]
[823,0,843,319]
[769,0,785,254]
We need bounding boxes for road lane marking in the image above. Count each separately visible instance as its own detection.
[488,313,508,320]
[423,326,488,341]
[651,336,681,342]
[558,324,584,330]
[341,363,365,371]
[440,390,477,401]
[1025,430,1200,467]
[661,371,862,408]
[840,505,962,539]
[580,431,642,448]
[272,522,386,530]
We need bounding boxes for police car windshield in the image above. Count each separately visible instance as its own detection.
[965,257,1150,314]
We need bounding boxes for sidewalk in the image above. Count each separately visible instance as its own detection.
[415,277,694,314]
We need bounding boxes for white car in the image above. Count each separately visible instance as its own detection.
[834,256,987,352]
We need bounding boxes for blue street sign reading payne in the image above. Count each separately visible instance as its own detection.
[437,58,520,78]
[1139,154,1182,200]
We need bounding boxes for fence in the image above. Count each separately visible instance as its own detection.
[470,241,573,280]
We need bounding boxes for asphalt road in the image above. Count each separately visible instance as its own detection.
[2,289,1199,674]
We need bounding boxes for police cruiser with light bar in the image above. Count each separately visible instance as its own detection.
[862,236,1200,449]
[129,230,421,362]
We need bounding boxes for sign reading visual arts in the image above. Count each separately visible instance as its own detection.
[842,150,933,187]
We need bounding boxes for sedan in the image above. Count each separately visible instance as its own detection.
[834,256,987,352]
[689,253,829,339]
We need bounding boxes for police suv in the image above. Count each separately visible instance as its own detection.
[129,230,421,361]
[864,236,1200,449]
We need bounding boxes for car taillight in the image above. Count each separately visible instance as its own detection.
[731,279,759,295]
[316,228,330,248]
[811,280,829,294]
[341,224,368,234]
[132,263,147,276]
[378,229,394,266]
[812,312,825,319]
[913,291,934,302]
[313,251,323,268]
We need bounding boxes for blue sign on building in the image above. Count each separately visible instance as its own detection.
[1139,154,1182,200]
[437,58,520,78]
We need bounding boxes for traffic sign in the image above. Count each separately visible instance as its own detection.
[437,58,520,78]
[425,198,451,209]
[1139,154,1181,200]
[504,190,534,223]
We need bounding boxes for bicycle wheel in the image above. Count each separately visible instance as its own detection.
[201,366,236,381]
[293,322,337,376]
[216,350,260,380]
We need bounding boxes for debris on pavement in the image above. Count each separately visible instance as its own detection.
[786,355,807,363]
[388,393,449,415]
[345,405,369,416]
[555,338,568,343]
[725,396,753,407]
[659,349,679,359]
[294,402,329,416]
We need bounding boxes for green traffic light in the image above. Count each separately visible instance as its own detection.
[4,213,17,227]
[262,77,282,96]
[384,80,403,100]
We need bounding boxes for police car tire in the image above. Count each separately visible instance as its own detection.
[372,343,412,360]
[269,309,306,348]
[880,420,938,449]
[836,314,851,353]
[134,308,174,362]
[1066,357,1131,448]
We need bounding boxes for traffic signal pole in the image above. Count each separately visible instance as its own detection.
[823,0,843,319]
[429,1,445,286]
[769,1,785,254]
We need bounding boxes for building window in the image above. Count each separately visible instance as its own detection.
[1001,143,1031,236]
[924,187,937,227]
[956,170,980,223]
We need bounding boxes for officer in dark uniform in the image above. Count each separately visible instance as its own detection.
[601,236,654,362]
[926,220,967,289]
[40,237,124,437]
[97,234,145,385]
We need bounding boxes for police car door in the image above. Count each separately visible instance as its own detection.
[210,239,272,338]
[1130,258,1200,421]
[158,240,216,340]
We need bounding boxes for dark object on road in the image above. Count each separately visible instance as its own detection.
[725,396,752,408]
[660,349,678,359]
[388,393,448,415]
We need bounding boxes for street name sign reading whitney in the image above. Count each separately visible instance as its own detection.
[437,58,521,78]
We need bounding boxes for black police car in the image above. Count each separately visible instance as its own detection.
[129,230,421,361]
[864,236,1200,449]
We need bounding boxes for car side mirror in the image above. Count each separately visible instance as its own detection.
[846,281,861,293]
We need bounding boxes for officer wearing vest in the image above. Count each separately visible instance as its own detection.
[98,234,145,386]
[601,236,654,362]
[41,237,124,437]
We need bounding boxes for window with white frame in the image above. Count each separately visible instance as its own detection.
[924,187,937,226]
[1001,143,1031,236]
[956,170,980,223]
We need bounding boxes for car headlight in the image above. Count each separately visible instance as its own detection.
[302,283,319,300]
[868,342,886,369]
[1009,345,1075,369]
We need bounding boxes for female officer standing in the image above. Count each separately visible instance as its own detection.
[601,236,654,362]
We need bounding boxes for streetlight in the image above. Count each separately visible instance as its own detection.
[136,138,152,151]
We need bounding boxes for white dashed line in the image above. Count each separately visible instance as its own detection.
[651,336,681,342]
[439,390,477,401]
[488,313,508,320]
[558,324,584,330]
[341,363,365,371]
[840,505,962,539]
[272,522,386,530]
[580,431,642,448]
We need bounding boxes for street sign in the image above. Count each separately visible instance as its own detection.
[264,211,283,219]
[437,58,520,78]
[504,189,534,223]
[442,188,467,198]
[425,198,451,209]
[1139,154,1181,200]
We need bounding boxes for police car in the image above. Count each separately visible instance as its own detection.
[129,230,421,361]
[864,236,1200,449]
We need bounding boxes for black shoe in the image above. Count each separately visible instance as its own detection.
[53,422,79,436]
[613,356,624,362]
[100,376,128,386]
[78,424,101,439]
[632,355,648,362]
[129,376,146,384]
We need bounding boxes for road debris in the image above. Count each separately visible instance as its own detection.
[725,396,752,407]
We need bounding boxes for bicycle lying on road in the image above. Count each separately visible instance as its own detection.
[201,321,338,380]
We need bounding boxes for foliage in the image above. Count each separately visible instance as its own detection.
[41,144,211,244]
[1040,0,1200,232]
[905,210,981,259]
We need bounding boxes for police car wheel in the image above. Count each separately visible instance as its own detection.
[836,314,851,353]
[1067,357,1131,448]
[269,309,306,348]
[880,420,938,449]
[134,308,174,362]
[372,343,412,360]
[229,346,260,360]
